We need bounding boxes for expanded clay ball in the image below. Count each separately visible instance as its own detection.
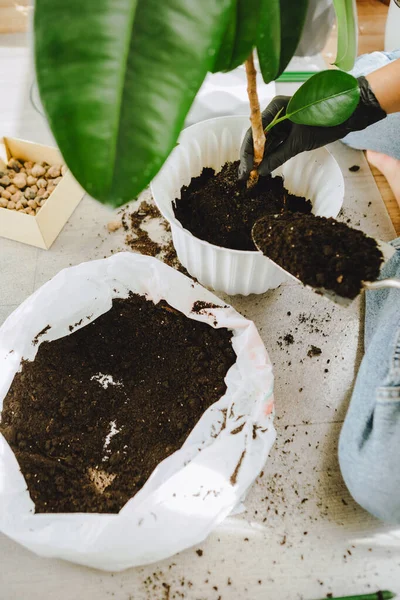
[31,163,46,178]
[8,158,22,171]
[0,157,66,216]
[13,173,27,189]
[27,175,37,186]
[46,165,61,179]
[37,178,47,188]
[11,191,22,204]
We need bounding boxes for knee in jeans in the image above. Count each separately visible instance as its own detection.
[339,447,400,524]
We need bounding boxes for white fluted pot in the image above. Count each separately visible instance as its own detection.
[151,116,344,296]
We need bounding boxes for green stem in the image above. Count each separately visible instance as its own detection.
[311,591,396,600]
[264,113,289,133]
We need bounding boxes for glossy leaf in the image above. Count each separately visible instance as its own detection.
[333,0,357,71]
[277,0,309,77]
[286,70,360,126]
[212,0,238,72]
[229,0,262,70]
[35,0,233,206]
[213,0,262,72]
[256,0,280,84]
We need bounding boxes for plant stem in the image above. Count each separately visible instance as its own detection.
[311,592,396,600]
[265,113,288,133]
[245,53,265,188]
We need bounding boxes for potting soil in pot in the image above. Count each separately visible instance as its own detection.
[0,293,236,514]
[173,160,312,251]
[252,212,384,299]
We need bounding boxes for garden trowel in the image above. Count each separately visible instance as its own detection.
[252,219,400,307]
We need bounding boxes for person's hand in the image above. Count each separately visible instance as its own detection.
[238,75,387,180]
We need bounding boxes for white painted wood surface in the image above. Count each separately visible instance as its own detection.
[0,39,400,600]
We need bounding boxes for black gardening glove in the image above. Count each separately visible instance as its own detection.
[238,76,387,180]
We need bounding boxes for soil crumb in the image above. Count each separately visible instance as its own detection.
[173,160,312,251]
[230,449,246,485]
[253,212,383,299]
[1,294,236,514]
[307,345,322,358]
[283,334,294,345]
[192,301,225,313]
[32,325,51,346]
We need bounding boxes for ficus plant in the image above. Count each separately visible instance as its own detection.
[34,0,357,207]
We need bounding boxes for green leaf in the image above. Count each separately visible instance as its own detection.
[212,0,261,72]
[35,0,233,206]
[277,0,309,77]
[286,70,360,127]
[212,0,238,72]
[256,0,280,84]
[333,0,357,71]
[229,0,262,70]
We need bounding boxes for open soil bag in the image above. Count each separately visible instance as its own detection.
[0,253,275,571]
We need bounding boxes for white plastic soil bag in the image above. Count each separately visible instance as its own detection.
[0,253,275,571]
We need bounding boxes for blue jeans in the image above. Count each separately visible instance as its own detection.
[339,239,400,522]
[342,49,400,158]
[339,50,400,521]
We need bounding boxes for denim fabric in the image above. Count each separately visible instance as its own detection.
[342,50,400,159]
[339,239,400,522]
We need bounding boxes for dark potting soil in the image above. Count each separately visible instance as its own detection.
[252,212,383,299]
[173,160,312,251]
[307,345,322,358]
[0,294,236,514]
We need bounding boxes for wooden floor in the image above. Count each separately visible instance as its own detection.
[325,0,400,235]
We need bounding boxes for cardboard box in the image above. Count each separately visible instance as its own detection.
[0,137,85,249]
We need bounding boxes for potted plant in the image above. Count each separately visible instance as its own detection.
[33,0,357,204]
[33,0,358,293]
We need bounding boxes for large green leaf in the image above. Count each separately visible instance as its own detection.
[212,0,261,72]
[229,0,262,70]
[35,0,233,206]
[333,0,357,71]
[286,70,360,126]
[256,0,280,84]
[277,0,309,76]
[212,0,238,72]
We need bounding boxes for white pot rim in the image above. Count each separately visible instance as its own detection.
[151,114,339,258]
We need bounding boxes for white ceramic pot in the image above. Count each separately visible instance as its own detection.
[151,116,344,296]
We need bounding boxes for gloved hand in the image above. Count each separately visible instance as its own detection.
[238,75,387,180]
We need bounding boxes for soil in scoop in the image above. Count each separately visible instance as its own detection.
[0,294,236,513]
[253,213,383,299]
[173,160,312,251]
